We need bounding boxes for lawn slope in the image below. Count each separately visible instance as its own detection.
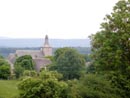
[0,80,19,98]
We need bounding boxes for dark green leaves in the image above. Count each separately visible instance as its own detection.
[50,48,86,80]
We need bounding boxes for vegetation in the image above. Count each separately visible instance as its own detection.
[90,0,130,97]
[17,70,121,98]
[0,80,19,98]
[17,47,121,98]
[1,0,130,98]
[50,47,86,80]
[68,74,120,98]
[23,70,37,77]
[0,56,10,79]
[18,70,68,98]
[0,45,123,98]
[14,55,35,78]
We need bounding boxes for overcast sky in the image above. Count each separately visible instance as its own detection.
[0,0,118,39]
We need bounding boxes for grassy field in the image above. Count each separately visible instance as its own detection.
[0,80,19,98]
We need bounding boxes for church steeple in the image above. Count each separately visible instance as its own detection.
[44,35,49,45]
[42,35,52,56]
[44,35,50,47]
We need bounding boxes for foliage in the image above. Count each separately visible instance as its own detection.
[50,47,86,80]
[82,54,91,62]
[40,70,63,80]
[90,0,130,72]
[0,58,10,79]
[108,72,130,97]
[86,63,95,74]
[68,74,121,98]
[23,70,37,77]
[18,70,68,98]
[90,0,130,97]
[44,56,54,62]
[14,55,35,78]
[79,74,121,98]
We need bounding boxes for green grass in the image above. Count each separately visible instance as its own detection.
[0,80,19,98]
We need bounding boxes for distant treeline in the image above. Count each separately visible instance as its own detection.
[0,47,91,58]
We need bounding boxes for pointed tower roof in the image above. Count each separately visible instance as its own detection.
[44,35,50,47]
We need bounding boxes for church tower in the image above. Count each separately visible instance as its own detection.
[42,35,52,56]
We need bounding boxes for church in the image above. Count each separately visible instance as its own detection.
[7,35,52,72]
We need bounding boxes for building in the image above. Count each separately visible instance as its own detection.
[7,35,52,72]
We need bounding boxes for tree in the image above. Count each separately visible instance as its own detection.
[69,74,121,98]
[18,70,68,98]
[82,54,91,62]
[40,70,63,80]
[90,0,130,97]
[14,55,35,78]
[50,48,86,80]
[0,58,10,79]
[23,70,37,77]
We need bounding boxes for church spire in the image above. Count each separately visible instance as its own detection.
[42,35,52,56]
[44,35,50,47]
[44,35,49,45]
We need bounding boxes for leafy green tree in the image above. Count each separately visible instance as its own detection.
[91,0,130,72]
[0,58,10,79]
[77,74,121,98]
[15,55,34,70]
[66,74,121,98]
[18,70,68,98]
[90,0,130,97]
[23,70,37,77]
[50,48,86,80]
[40,70,63,80]
[14,55,35,78]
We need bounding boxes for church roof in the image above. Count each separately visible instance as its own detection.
[33,58,51,72]
[16,50,44,58]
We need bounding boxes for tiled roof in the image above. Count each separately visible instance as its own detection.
[33,58,51,72]
[16,50,44,58]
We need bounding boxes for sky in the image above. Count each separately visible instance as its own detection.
[0,0,118,39]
